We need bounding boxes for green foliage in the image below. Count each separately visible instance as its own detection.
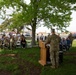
[72,40,76,47]
[0,0,75,30]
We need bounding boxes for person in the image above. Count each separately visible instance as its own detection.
[45,29,61,69]
[66,37,71,50]
[21,34,27,48]
[61,38,67,51]
[57,34,63,64]
[37,34,39,42]
[68,33,73,46]
[59,40,63,64]
[40,33,44,41]
[9,36,15,50]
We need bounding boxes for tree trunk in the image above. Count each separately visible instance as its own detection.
[31,0,38,46]
[31,18,36,46]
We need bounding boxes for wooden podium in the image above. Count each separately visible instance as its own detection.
[38,40,47,66]
[38,40,63,66]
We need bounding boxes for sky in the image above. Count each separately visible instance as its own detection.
[66,11,76,32]
[0,0,76,33]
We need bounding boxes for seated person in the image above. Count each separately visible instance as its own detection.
[61,38,67,51]
[21,36,27,48]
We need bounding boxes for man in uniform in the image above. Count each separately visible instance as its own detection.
[45,29,61,69]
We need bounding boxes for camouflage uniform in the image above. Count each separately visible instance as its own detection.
[45,33,61,68]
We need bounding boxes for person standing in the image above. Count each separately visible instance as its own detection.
[40,34,44,41]
[37,34,39,42]
[45,29,61,69]
[68,33,73,46]
[66,37,71,50]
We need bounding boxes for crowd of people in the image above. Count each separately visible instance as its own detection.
[0,31,27,50]
[37,32,73,52]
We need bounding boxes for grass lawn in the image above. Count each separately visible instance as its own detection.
[0,40,76,75]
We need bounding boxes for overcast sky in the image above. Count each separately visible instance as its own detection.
[66,11,76,32]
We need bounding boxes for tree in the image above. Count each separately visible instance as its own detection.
[0,0,76,45]
[0,18,10,31]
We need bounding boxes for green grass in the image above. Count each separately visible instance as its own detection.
[0,40,76,75]
[72,39,76,47]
